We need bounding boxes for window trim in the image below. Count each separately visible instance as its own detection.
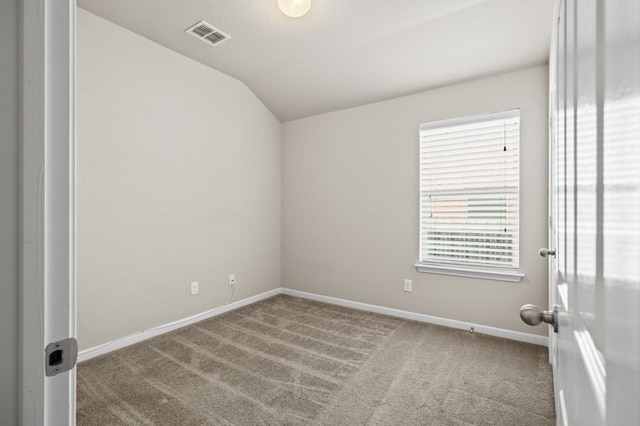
[414,263,524,282]
[417,109,524,282]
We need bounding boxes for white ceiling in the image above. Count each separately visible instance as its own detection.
[77,0,555,122]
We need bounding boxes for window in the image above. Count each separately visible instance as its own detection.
[415,109,523,282]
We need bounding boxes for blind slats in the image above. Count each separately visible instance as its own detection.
[422,155,519,171]
[424,244,519,251]
[419,110,520,270]
[424,168,519,179]
[422,143,515,160]
[421,251,517,260]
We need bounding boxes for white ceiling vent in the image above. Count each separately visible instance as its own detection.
[185,20,230,47]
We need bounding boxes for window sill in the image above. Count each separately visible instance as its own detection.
[414,263,524,283]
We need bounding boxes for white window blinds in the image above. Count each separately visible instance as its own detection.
[419,109,520,273]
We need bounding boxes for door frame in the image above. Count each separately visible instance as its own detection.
[547,0,560,367]
[20,0,76,424]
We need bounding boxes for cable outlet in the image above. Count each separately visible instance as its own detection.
[190,281,199,295]
[404,279,412,292]
[229,274,236,286]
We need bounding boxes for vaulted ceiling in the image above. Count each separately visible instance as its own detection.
[77,0,555,122]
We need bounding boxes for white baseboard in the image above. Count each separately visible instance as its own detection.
[77,288,282,363]
[281,288,548,347]
[79,286,547,362]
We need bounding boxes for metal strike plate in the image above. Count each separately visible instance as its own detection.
[45,337,78,377]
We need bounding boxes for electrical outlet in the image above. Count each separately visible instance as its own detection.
[404,279,412,292]
[229,274,236,286]
[190,281,199,295]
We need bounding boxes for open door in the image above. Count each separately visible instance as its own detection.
[21,1,76,424]
[551,0,605,423]
[521,0,640,424]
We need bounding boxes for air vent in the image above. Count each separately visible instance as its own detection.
[185,20,231,47]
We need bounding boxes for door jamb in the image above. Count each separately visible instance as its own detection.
[19,1,76,424]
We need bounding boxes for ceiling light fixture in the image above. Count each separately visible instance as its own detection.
[278,0,311,18]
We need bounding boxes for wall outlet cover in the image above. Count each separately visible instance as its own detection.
[190,281,199,295]
[404,279,412,292]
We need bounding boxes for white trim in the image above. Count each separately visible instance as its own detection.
[43,2,77,424]
[20,1,49,424]
[78,286,547,363]
[77,288,282,363]
[419,108,521,131]
[21,2,77,424]
[415,263,524,282]
[281,288,547,346]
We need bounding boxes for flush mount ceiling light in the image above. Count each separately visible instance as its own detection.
[278,0,311,18]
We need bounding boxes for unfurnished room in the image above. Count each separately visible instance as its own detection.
[1,0,639,425]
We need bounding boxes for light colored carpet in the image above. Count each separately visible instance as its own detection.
[77,295,555,425]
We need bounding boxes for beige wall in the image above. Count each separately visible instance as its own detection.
[77,9,281,350]
[0,0,19,423]
[78,6,548,349]
[282,65,549,336]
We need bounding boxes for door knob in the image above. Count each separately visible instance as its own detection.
[520,304,558,333]
[539,248,556,258]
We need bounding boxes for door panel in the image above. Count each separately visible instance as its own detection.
[602,0,640,423]
[553,1,603,422]
[575,0,598,344]
[549,0,640,425]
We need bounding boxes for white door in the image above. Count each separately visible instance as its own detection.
[539,0,640,425]
[601,0,640,423]
[21,1,77,425]
[552,0,604,423]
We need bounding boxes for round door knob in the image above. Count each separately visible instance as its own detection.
[539,248,556,258]
[520,304,544,326]
[520,304,559,332]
